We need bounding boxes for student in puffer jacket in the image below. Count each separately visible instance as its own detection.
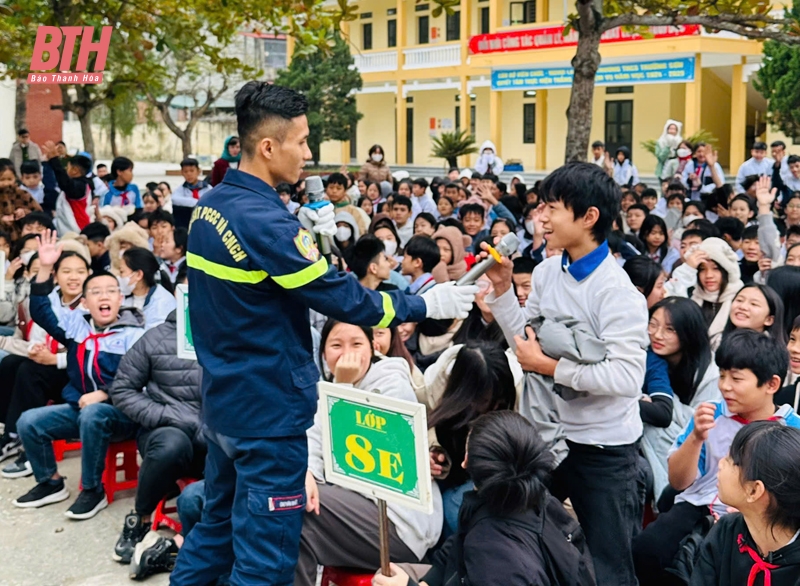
[108,300,204,567]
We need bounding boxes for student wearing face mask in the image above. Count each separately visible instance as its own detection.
[331,212,360,269]
[359,144,392,183]
[118,247,176,329]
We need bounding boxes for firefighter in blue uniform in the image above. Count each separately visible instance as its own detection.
[170,82,478,585]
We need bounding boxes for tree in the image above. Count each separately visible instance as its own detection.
[14,80,27,132]
[431,130,478,169]
[755,21,800,139]
[562,1,800,163]
[276,34,363,165]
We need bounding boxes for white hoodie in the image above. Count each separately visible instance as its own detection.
[307,357,443,559]
[474,140,504,175]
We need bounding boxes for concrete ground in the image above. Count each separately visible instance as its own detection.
[0,450,170,586]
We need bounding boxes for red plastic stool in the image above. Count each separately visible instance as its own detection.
[53,439,82,462]
[101,440,139,504]
[320,567,375,586]
[151,477,199,534]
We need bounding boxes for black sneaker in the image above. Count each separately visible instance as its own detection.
[0,434,21,463]
[130,532,179,580]
[113,512,150,563]
[1,452,32,478]
[12,478,69,508]
[64,486,108,520]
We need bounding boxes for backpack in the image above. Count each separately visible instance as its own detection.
[665,514,716,585]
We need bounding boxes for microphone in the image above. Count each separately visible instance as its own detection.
[456,232,519,286]
[303,176,331,258]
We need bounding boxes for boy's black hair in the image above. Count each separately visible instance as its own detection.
[512,256,537,275]
[444,182,460,191]
[752,141,768,151]
[715,217,745,242]
[641,188,658,200]
[96,163,107,171]
[19,211,54,231]
[787,154,800,166]
[437,217,466,233]
[392,195,412,211]
[17,128,29,136]
[349,234,385,279]
[667,193,685,205]
[785,225,800,240]
[148,209,175,229]
[716,329,789,387]
[411,177,429,189]
[741,174,761,193]
[81,221,111,242]
[770,140,786,149]
[482,173,499,184]
[627,203,650,216]
[234,82,308,159]
[146,182,159,193]
[689,219,721,239]
[83,270,119,293]
[460,203,486,220]
[635,182,649,190]
[176,261,189,285]
[69,155,92,175]
[326,172,348,187]
[275,182,293,195]
[471,172,483,181]
[591,140,604,148]
[20,160,41,175]
[180,158,200,169]
[0,229,10,244]
[683,199,705,215]
[173,227,189,254]
[620,190,641,203]
[539,162,621,243]
[404,235,441,273]
[666,181,687,194]
[415,212,437,229]
[742,225,759,241]
[496,181,508,195]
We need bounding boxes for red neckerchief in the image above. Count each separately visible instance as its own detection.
[730,415,780,425]
[66,183,92,229]
[76,331,115,392]
[737,534,780,586]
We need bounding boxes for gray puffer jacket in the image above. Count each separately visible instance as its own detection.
[109,310,203,443]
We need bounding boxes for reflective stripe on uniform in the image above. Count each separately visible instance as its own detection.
[186,252,268,284]
[272,258,329,289]
[375,292,396,328]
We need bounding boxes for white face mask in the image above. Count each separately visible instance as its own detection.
[19,250,35,265]
[524,220,535,236]
[677,148,692,158]
[381,239,397,257]
[118,275,135,296]
[371,153,383,163]
[336,226,352,242]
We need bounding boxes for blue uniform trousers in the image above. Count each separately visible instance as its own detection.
[170,430,308,586]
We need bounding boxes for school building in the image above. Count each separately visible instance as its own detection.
[311,0,780,175]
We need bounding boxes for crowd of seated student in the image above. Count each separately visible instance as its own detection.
[4,144,800,586]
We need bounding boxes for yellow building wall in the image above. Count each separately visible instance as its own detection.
[356,92,398,164]
[473,86,491,150]
[545,88,571,170]
[319,141,343,165]
[351,0,400,51]
[700,70,732,170]
[499,91,536,169]
[407,89,459,167]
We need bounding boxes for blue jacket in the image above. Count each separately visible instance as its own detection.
[30,279,146,406]
[186,169,428,438]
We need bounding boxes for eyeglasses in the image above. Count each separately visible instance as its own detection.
[647,320,677,337]
[786,204,800,210]
[86,287,120,297]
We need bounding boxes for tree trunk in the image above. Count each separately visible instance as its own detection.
[15,80,28,132]
[181,133,193,160]
[78,109,95,158]
[110,107,119,158]
[564,1,603,163]
[447,156,458,169]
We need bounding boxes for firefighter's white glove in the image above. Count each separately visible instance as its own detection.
[422,282,479,320]
[298,203,336,237]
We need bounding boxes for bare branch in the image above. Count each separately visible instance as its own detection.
[603,13,800,45]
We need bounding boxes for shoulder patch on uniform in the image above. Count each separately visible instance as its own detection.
[294,229,321,262]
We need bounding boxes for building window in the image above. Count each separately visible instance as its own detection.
[470,104,476,137]
[509,0,536,24]
[455,105,460,132]
[362,23,373,50]
[446,11,460,41]
[480,7,490,34]
[605,100,634,158]
[418,15,429,44]
[606,86,634,94]
[387,19,397,47]
[523,103,536,144]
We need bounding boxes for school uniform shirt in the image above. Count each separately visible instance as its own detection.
[487,241,649,446]
[682,160,726,198]
[779,159,800,201]
[411,192,437,220]
[735,157,774,194]
[21,183,44,204]
[90,251,111,275]
[29,277,146,406]
[691,512,800,586]
[90,173,109,199]
[396,220,414,248]
[102,182,143,208]
[669,401,800,516]
[160,257,186,284]
[172,180,212,209]
[408,272,435,295]
[123,284,176,329]
[648,246,680,274]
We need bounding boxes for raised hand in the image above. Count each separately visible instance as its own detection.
[755,175,777,210]
[36,229,63,269]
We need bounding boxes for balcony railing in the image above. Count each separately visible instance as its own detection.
[403,43,462,69]
[352,50,398,73]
